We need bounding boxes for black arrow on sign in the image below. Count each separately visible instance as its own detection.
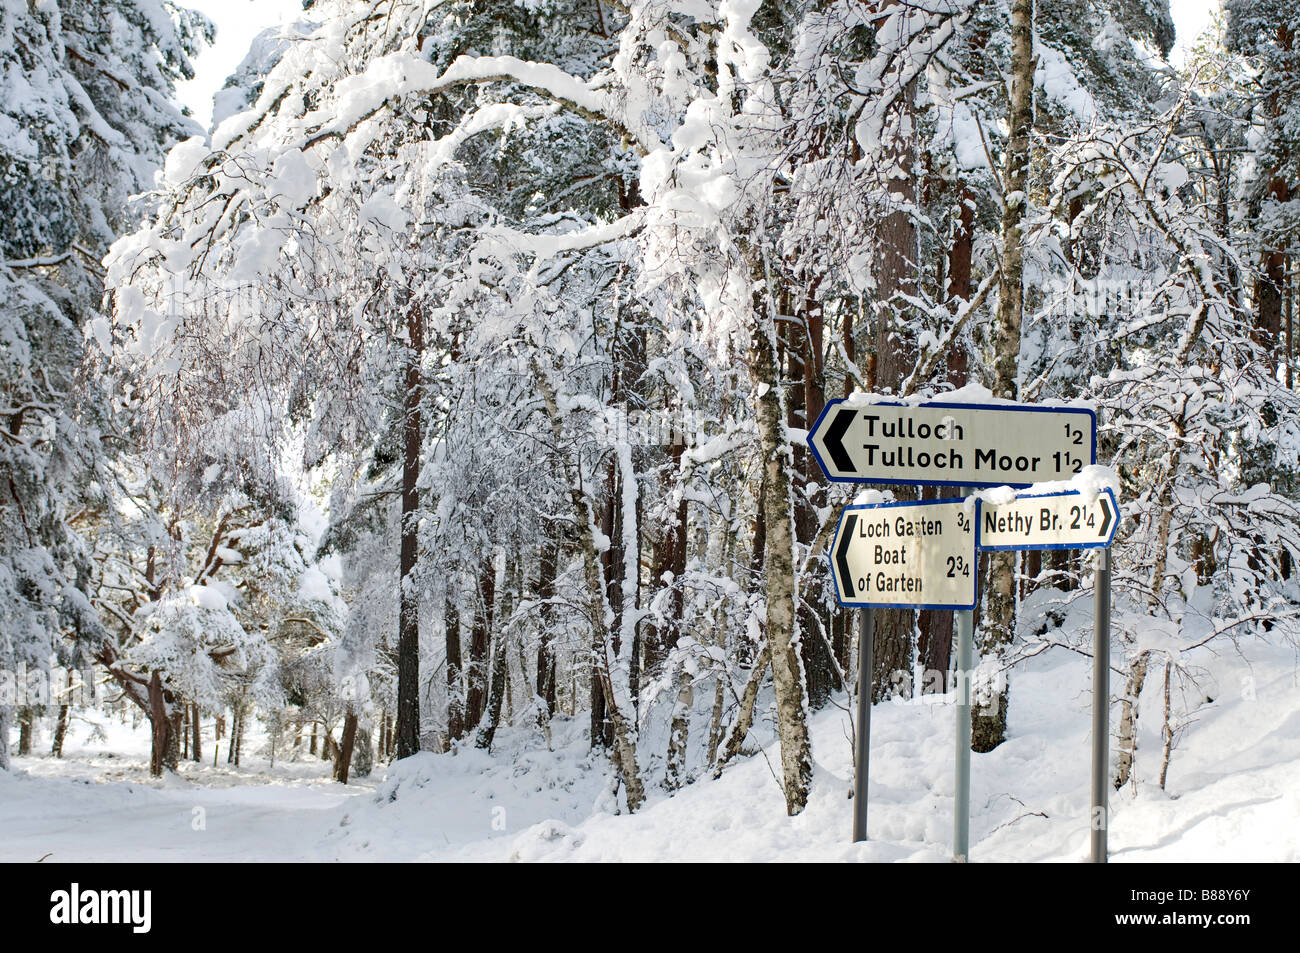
[824,407,857,473]
[1098,494,1113,539]
[836,514,857,597]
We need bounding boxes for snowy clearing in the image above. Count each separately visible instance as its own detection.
[4,643,1295,863]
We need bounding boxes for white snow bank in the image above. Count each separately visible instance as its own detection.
[4,641,1296,862]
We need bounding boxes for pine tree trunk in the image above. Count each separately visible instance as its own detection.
[535,535,559,719]
[165,707,180,774]
[396,299,424,759]
[335,708,358,784]
[191,702,201,762]
[445,591,465,743]
[994,0,1033,399]
[52,692,70,759]
[228,704,244,767]
[868,76,920,702]
[466,558,495,729]
[353,727,373,778]
[1286,253,1294,391]
[148,672,170,777]
[17,709,32,756]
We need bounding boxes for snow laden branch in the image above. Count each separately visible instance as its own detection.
[898,269,1000,396]
[287,53,659,156]
[849,0,980,157]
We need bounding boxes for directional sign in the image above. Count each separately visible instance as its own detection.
[830,498,980,610]
[808,399,1096,488]
[979,488,1119,551]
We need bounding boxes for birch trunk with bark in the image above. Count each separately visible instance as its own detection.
[975,0,1034,752]
[476,550,512,749]
[1116,405,1186,788]
[0,706,10,770]
[664,668,694,790]
[714,644,770,775]
[532,361,646,810]
[750,307,813,815]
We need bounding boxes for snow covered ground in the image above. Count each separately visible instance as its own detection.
[3,640,1297,863]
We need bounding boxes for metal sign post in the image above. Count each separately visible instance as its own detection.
[953,608,974,863]
[812,393,1118,860]
[832,497,980,845]
[1092,547,1111,863]
[975,484,1119,862]
[853,608,873,843]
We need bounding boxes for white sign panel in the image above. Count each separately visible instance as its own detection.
[830,498,980,610]
[809,399,1096,488]
[980,488,1118,551]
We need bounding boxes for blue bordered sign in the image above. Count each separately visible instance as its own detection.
[830,497,981,610]
[979,487,1118,551]
[808,398,1097,489]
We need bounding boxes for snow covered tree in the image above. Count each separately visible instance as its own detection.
[0,0,209,769]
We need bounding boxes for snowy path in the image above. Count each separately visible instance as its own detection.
[0,755,368,863]
[3,641,1298,863]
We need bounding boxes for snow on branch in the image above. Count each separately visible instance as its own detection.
[289,53,656,156]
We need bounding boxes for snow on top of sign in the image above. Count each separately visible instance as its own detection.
[840,383,1095,412]
[978,485,1019,506]
[967,464,1120,507]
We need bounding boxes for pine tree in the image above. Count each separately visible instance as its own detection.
[0,0,209,769]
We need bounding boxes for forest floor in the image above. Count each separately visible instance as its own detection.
[3,639,1298,862]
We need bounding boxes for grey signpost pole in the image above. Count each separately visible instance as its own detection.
[853,608,874,842]
[953,608,974,862]
[813,398,1109,856]
[1091,547,1111,862]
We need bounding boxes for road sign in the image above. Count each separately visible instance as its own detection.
[808,399,1096,488]
[830,498,980,610]
[979,488,1118,551]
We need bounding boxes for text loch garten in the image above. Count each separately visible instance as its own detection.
[854,512,945,593]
